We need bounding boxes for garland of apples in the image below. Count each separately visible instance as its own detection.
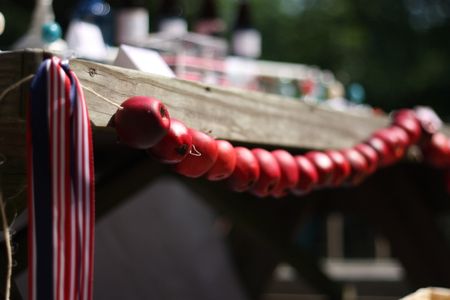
[109,96,450,198]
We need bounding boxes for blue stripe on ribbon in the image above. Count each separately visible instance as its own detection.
[30,60,53,300]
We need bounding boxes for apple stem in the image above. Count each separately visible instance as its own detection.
[82,86,123,110]
[189,145,202,157]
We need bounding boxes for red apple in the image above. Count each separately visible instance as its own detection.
[305,151,334,186]
[291,155,319,195]
[373,128,405,160]
[414,107,442,135]
[421,132,450,168]
[114,96,170,149]
[174,129,218,178]
[228,147,260,192]
[271,150,299,198]
[389,126,410,149]
[147,119,192,164]
[341,148,369,185]
[325,150,351,186]
[366,136,396,167]
[392,110,422,144]
[206,140,237,181]
[250,149,281,197]
[354,143,379,174]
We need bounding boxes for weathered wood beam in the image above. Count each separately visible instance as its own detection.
[70,58,389,150]
[0,50,49,221]
[2,49,450,152]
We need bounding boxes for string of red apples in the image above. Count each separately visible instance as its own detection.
[109,96,450,198]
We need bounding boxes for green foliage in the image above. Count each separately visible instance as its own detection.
[246,0,450,117]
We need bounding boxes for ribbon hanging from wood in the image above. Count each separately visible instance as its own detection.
[27,57,95,300]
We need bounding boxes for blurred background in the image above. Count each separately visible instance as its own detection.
[1,1,450,300]
[1,0,450,117]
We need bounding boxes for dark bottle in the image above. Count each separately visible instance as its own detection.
[114,0,149,44]
[157,0,187,36]
[194,0,225,36]
[231,0,261,58]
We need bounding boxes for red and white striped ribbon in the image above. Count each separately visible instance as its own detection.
[27,57,95,300]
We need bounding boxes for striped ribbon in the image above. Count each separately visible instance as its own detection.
[27,57,95,300]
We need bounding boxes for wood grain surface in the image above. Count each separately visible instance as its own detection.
[0,50,46,220]
[70,59,390,150]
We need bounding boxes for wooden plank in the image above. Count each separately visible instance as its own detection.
[1,49,450,151]
[20,50,47,118]
[0,49,47,119]
[0,50,46,221]
[69,59,390,150]
[0,51,24,119]
[0,120,27,220]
